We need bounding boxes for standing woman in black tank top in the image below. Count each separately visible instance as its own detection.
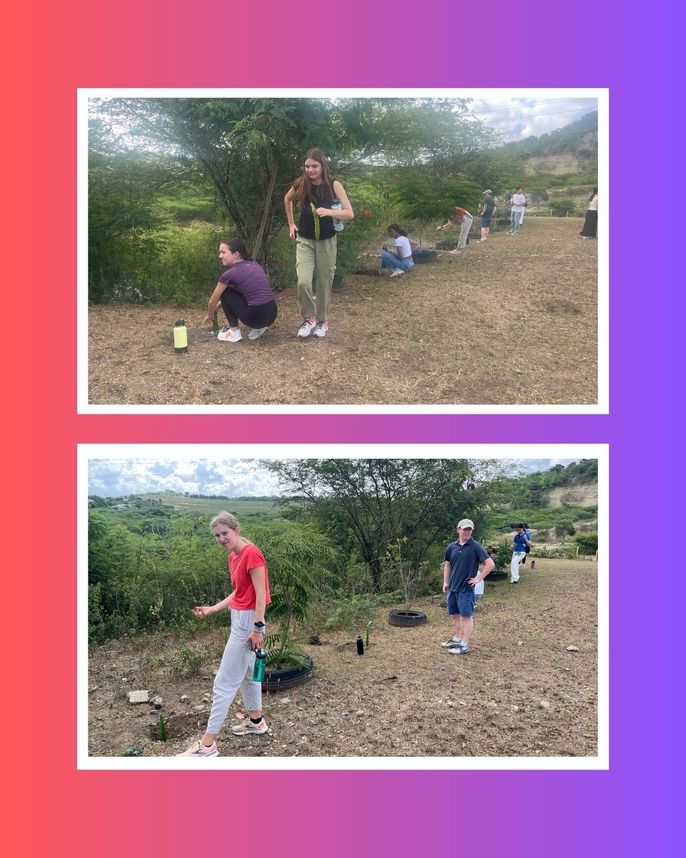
[284,148,354,338]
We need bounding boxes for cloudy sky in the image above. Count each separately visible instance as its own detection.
[88,458,580,498]
[469,96,597,142]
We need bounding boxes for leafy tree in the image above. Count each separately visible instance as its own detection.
[265,459,480,590]
[89,97,492,292]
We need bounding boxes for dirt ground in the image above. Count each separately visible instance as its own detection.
[88,559,599,759]
[88,218,598,406]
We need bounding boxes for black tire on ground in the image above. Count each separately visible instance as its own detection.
[488,570,508,581]
[435,239,460,250]
[411,250,438,264]
[262,654,314,692]
[388,609,428,627]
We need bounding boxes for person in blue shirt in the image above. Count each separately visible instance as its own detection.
[441,518,495,654]
[510,523,532,583]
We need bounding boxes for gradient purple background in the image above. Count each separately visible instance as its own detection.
[5,0,680,856]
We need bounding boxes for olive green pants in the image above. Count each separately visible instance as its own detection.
[295,235,337,322]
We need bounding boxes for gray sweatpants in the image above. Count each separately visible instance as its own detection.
[457,215,473,249]
[206,608,262,735]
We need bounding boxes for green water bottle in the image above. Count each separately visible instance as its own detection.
[252,648,266,682]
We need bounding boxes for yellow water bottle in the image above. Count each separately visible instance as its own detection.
[173,319,188,353]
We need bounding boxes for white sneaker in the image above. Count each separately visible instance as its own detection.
[231,718,269,736]
[390,269,405,277]
[177,740,219,757]
[248,327,267,340]
[218,328,242,343]
[313,321,329,338]
[298,319,317,338]
[441,637,462,648]
[448,642,470,655]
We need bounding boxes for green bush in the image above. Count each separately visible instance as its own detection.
[548,198,578,217]
[323,594,381,633]
[573,532,598,555]
[169,643,209,677]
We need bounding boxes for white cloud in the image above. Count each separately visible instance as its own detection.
[88,458,580,498]
[470,97,598,142]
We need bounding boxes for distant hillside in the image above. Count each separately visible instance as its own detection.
[503,111,598,176]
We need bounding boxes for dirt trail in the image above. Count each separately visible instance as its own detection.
[88,218,598,406]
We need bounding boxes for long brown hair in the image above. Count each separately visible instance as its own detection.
[292,148,335,205]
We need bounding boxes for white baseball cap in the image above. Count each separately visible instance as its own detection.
[458,519,475,530]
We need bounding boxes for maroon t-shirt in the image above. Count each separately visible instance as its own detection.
[219,260,274,307]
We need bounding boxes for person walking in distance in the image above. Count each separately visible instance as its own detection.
[440,518,495,654]
[510,523,531,583]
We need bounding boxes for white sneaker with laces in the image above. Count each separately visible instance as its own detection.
[231,718,269,736]
[390,269,405,277]
[448,642,470,655]
[313,321,329,338]
[177,739,219,757]
[218,328,242,343]
[298,319,317,338]
[248,327,267,340]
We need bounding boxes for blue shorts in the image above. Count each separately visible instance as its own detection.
[481,215,492,227]
[447,589,475,618]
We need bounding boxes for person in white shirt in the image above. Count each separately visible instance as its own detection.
[380,224,416,278]
[510,187,527,235]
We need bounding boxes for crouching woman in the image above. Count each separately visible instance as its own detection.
[206,239,278,343]
[179,512,271,757]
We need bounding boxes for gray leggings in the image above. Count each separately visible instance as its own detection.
[206,608,262,735]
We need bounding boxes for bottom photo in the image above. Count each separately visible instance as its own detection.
[79,444,607,770]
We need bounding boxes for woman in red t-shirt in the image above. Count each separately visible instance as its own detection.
[179,512,271,758]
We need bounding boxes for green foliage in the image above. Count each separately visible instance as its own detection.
[121,745,144,757]
[573,532,598,555]
[486,541,513,571]
[555,520,577,538]
[158,714,168,742]
[323,594,381,633]
[266,458,480,591]
[251,522,334,659]
[88,97,492,303]
[169,643,209,677]
[548,198,577,216]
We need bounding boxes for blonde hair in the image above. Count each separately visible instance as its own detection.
[210,512,239,531]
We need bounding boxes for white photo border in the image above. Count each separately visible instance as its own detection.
[78,88,609,414]
[78,442,609,770]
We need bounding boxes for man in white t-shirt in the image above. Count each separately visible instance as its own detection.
[510,187,527,235]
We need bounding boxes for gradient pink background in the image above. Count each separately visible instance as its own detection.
[3,1,680,855]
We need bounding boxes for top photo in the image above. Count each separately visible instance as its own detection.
[78,88,608,414]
